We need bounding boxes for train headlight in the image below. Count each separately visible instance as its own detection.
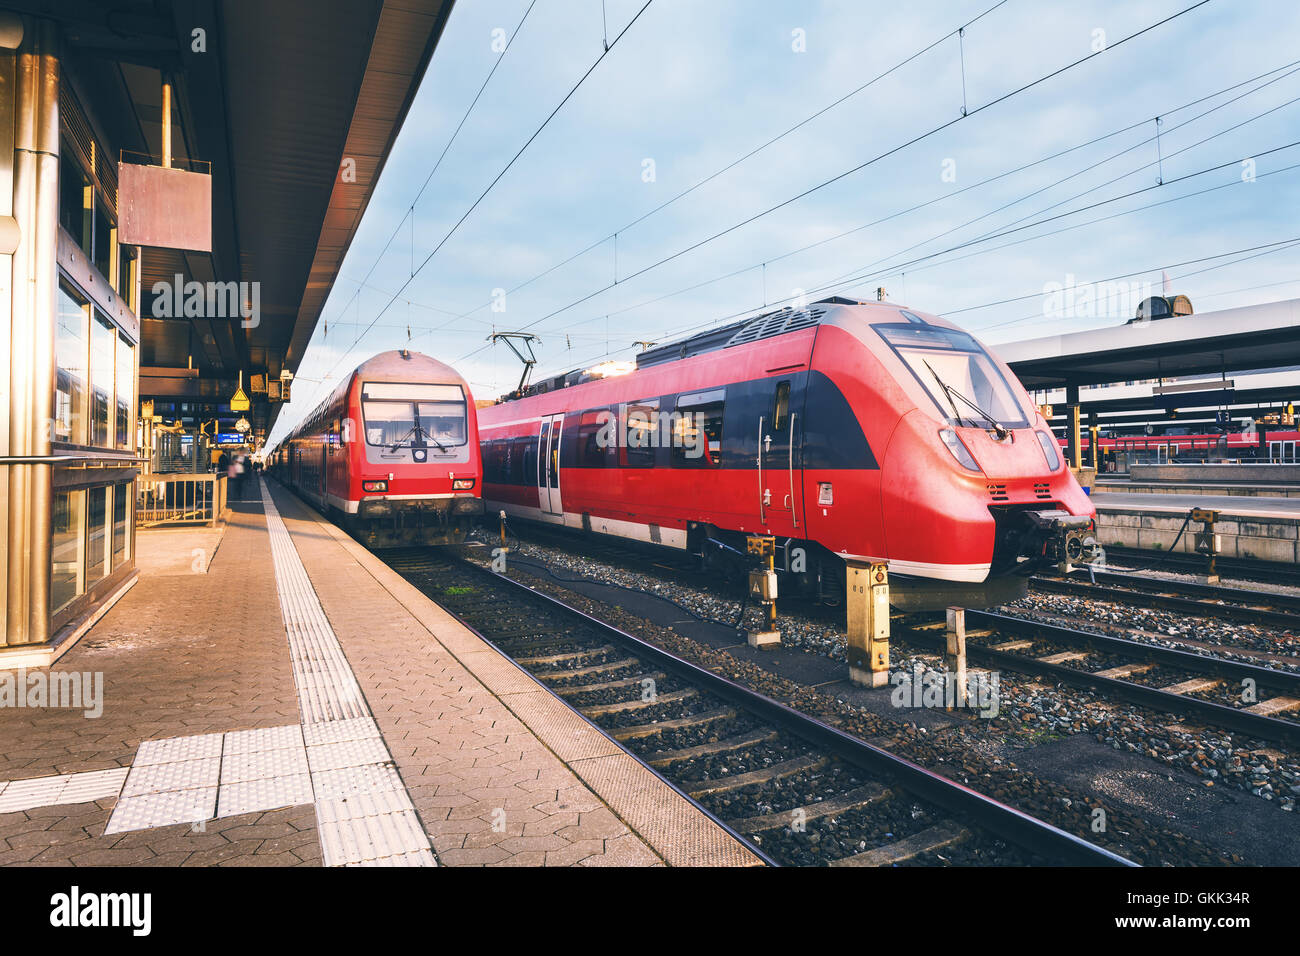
[1035,430,1062,471]
[362,480,388,492]
[938,428,981,472]
[452,478,475,490]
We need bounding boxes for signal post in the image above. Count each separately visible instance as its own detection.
[847,562,890,687]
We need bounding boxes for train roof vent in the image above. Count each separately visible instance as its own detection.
[725,306,825,347]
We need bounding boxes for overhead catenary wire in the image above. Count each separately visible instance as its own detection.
[473,59,1300,352]
[529,235,1300,386]
[321,0,541,347]
[399,0,1017,351]
[320,0,658,390]
[451,0,1215,364]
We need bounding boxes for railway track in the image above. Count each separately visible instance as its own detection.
[1031,569,1300,630]
[1099,546,1300,589]
[489,522,1300,745]
[381,547,1132,867]
[905,610,1300,747]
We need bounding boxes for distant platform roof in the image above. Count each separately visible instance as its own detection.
[993,298,1300,389]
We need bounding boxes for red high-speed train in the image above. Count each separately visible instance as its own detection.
[269,349,483,547]
[478,298,1096,609]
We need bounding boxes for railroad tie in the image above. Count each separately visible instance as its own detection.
[610,707,736,741]
[730,783,893,835]
[1037,651,1090,665]
[687,755,827,798]
[516,644,617,666]
[536,657,641,681]
[1243,696,1300,716]
[990,639,1034,652]
[1162,677,1225,695]
[580,688,697,717]
[553,672,666,697]
[644,728,779,768]
[1093,662,1156,679]
[829,822,970,867]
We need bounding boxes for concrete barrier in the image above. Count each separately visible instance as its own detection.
[1094,508,1299,564]
[1130,463,1300,484]
[1096,481,1300,498]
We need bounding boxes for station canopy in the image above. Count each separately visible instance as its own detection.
[994,298,1300,390]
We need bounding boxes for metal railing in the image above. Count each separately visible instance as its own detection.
[136,473,226,527]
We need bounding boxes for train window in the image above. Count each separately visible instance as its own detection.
[576,409,613,467]
[873,323,1029,429]
[772,381,790,431]
[360,382,467,449]
[621,400,659,468]
[673,389,724,467]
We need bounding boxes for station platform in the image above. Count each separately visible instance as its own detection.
[1091,490,1300,564]
[0,479,759,867]
[1096,480,1300,499]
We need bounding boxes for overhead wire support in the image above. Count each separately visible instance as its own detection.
[958,26,968,116]
[488,332,541,396]
[1156,115,1165,184]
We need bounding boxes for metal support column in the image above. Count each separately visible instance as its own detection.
[847,561,890,687]
[1066,384,1082,472]
[2,16,58,651]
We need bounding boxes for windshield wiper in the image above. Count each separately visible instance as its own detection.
[923,360,1010,440]
[387,405,447,453]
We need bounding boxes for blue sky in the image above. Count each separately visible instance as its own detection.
[268,0,1300,446]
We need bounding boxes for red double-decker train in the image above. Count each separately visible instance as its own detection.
[268,349,483,547]
[477,298,1095,609]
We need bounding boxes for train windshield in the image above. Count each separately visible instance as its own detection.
[874,324,1029,429]
[361,382,468,449]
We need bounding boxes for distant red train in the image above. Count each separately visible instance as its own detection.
[269,349,483,547]
[478,298,1096,609]
[1066,430,1300,459]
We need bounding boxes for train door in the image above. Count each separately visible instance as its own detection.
[537,414,564,516]
[757,377,805,532]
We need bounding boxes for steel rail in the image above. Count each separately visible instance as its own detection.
[907,610,1300,747]
[1031,573,1300,630]
[428,557,1135,866]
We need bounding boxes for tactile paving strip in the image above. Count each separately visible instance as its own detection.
[134,733,224,766]
[122,756,221,797]
[0,768,128,814]
[217,773,314,818]
[223,724,305,755]
[221,748,310,785]
[105,787,217,834]
[304,737,391,774]
[260,481,435,866]
[310,764,406,802]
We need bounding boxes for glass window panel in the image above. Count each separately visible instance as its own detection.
[87,485,108,579]
[93,198,113,279]
[90,313,114,447]
[112,481,129,564]
[56,282,89,444]
[116,335,134,449]
[59,149,91,255]
[52,489,85,611]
